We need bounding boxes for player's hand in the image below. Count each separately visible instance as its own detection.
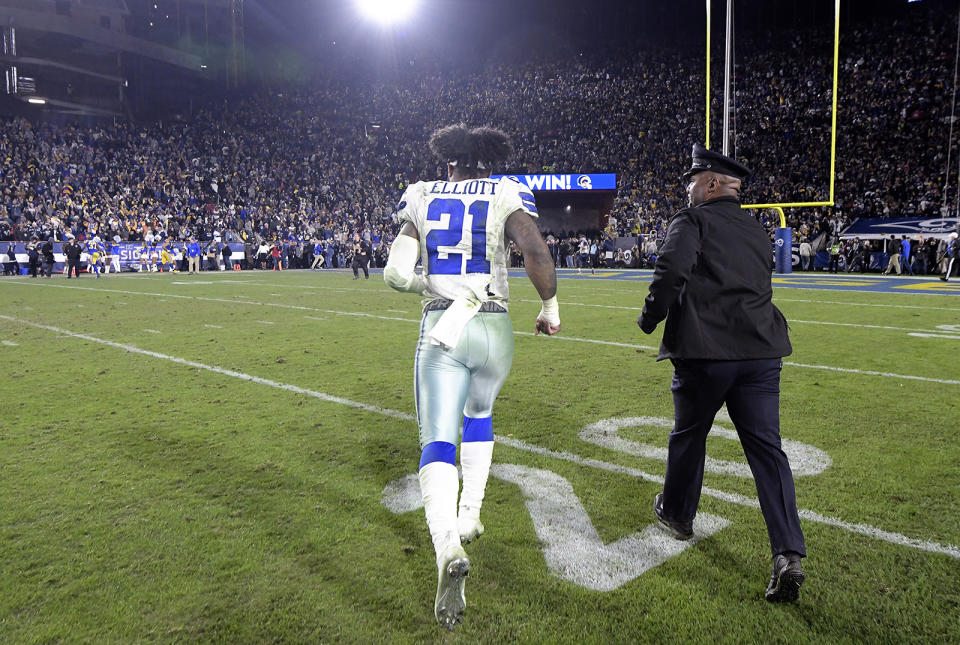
[535,317,561,336]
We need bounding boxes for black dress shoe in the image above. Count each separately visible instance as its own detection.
[765,553,805,603]
[654,493,693,540]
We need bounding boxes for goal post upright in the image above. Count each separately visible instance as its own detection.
[704,0,842,272]
[705,0,711,149]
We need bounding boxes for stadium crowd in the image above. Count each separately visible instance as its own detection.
[0,9,957,275]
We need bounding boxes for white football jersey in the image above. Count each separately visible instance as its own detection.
[396,177,538,307]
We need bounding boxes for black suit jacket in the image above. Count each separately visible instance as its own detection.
[639,196,792,361]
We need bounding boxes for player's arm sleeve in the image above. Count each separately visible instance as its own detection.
[384,222,427,295]
[638,211,700,334]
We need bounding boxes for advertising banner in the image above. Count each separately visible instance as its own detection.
[840,217,959,240]
[0,242,245,273]
[490,173,617,191]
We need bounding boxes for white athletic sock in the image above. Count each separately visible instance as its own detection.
[418,461,460,563]
[458,440,494,521]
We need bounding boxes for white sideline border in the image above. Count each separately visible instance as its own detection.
[1,313,957,562]
[2,280,958,386]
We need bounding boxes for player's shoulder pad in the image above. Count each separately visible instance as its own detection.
[394,181,427,216]
[497,176,538,218]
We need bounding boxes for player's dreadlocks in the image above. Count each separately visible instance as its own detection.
[428,124,514,171]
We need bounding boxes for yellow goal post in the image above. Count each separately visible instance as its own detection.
[705,0,841,223]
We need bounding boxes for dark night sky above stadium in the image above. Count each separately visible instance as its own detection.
[244,0,950,59]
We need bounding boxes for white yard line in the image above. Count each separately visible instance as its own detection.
[907,333,960,340]
[783,362,959,385]
[0,315,412,422]
[1,313,956,561]
[774,297,960,312]
[2,280,957,385]
[203,324,223,329]
[2,340,18,346]
[143,329,162,334]
[788,319,941,333]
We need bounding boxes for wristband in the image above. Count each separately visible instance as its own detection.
[538,296,560,326]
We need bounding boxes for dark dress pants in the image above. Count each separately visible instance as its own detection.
[663,358,806,557]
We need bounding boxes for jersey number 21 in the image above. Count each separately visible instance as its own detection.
[425,198,490,275]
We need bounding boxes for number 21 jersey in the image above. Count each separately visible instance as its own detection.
[395,177,538,307]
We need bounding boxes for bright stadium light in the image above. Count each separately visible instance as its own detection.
[356,0,417,25]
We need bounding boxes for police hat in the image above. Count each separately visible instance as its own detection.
[682,143,751,182]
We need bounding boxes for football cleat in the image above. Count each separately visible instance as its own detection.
[457,516,485,544]
[434,543,470,630]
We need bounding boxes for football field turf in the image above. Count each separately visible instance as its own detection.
[1,269,958,643]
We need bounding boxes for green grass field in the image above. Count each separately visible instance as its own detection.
[1,269,958,644]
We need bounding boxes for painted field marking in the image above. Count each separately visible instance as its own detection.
[143,329,162,334]
[203,324,223,329]
[789,319,942,333]
[908,333,960,340]
[382,465,730,591]
[516,298,949,334]
[773,297,960,312]
[895,282,960,292]
[2,340,18,346]
[304,316,327,322]
[909,324,960,340]
[0,315,412,422]
[2,313,957,563]
[3,281,958,386]
[171,281,213,285]
[255,320,275,325]
[579,417,831,478]
[774,278,878,287]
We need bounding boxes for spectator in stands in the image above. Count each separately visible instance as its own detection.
[0,5,956,270]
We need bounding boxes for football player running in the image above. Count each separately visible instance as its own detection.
[384,124,561,630]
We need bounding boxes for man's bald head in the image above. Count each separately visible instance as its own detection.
[686,171,742,208]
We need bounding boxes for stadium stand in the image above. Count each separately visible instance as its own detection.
[1,8,957,274]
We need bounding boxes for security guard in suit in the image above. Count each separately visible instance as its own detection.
[638,143,806,603]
